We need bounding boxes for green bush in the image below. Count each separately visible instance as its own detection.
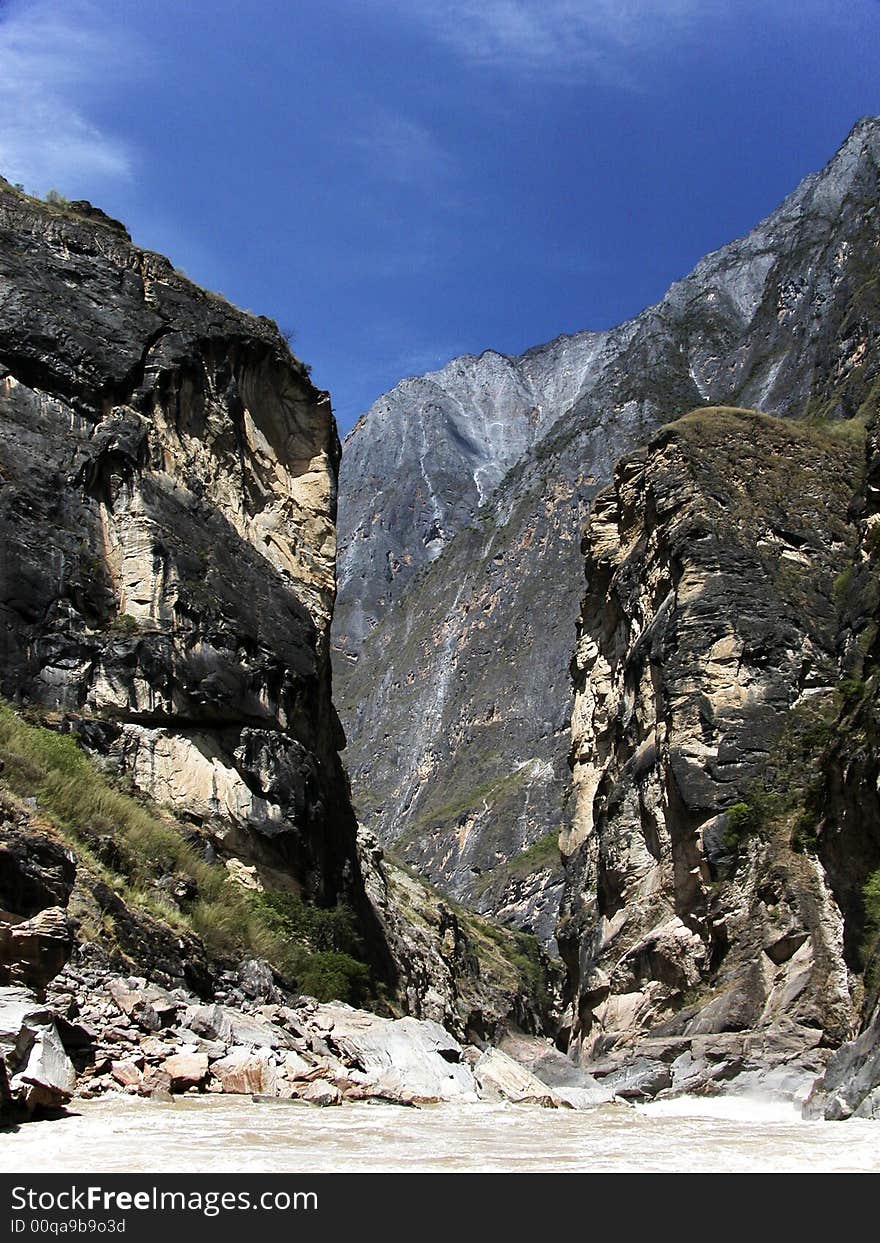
[294,952,371,1005]
[864,869,880,940]
[109,613,140,634]
[251,890,361,954]
[247,891,371,1004]
[722,800,763,851]
[861,868,880,982]
[839,676,868,702]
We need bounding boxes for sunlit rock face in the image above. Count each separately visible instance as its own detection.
[334,119,880,943]
[0,180,358,905]
[559,410,863,1079]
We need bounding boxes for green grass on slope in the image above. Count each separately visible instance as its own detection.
[0,701,370,1003]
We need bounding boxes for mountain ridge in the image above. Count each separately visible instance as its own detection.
[333,116,880,943]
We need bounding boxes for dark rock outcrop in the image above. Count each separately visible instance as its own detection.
[0,178,370,935]
[0,795,75,992]
[334,118,880,941]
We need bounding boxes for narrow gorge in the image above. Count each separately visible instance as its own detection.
[0,179,552,1120]
[3,116,880,1128]
[333,118,880,1115]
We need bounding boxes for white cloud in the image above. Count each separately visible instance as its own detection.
[384,0,719,79]
[350,108,457,189]
[0,0,135,194]
[379,0,862,83]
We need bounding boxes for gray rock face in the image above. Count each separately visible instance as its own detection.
[336,338,602,656]
[334,119,880,939]
[357,827,559,1042]
[803,1007,880,1119]
[0,986,76,1116]
[0,179,368,926]
[796,414,880,1118]
[559,409,863,1072]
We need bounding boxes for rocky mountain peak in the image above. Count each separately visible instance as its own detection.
[333,120,880,947]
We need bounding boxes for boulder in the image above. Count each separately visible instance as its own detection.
[499,1031,603,1090]
[473,1048,558,1107]
[161,1051,208,1092]
[210,1047,278,1095]
[803,1011,880,1120]
[0,987,55,1051]
[6,1015,76,1113]
[299,1080,342,1107]
[0,985,76,1114]
[110,1059,143,1088]
[187,1003,291,1049]
[237,959,277,1001]
[168,1027,227,1060]
[594,1057,673,1101]
[108,979,180,1032]
[139,1035,176,1060]
[140,1066,172,1096]
[277,1049,314,1081]
[0,907,73,991]
[309,1005,476,1102]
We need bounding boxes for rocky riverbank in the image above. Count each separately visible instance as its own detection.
[3,940,868,1121]
[0,943,603,1119]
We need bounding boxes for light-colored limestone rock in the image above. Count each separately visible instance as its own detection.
[473,1048,557,1107]
[307,1004,477,1102]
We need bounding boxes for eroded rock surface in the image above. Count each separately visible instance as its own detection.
[358,828,559,1042]
[559,409,867,1095]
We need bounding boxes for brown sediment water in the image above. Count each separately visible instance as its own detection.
[1,1095,877,1173]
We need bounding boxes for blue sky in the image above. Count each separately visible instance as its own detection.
[0,0,878,431]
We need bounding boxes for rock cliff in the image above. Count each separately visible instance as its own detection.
[0,179,359,912]
[0,181,555,1086]
[800,413,880,1118]
[334,118,880,942]
[559,408,868,1099]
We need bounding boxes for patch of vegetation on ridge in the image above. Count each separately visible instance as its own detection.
[471,830,561,898]
[665,404,869,453]
[713,693,841,858]
[0,701,371,1003]
[861,868,880,990]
